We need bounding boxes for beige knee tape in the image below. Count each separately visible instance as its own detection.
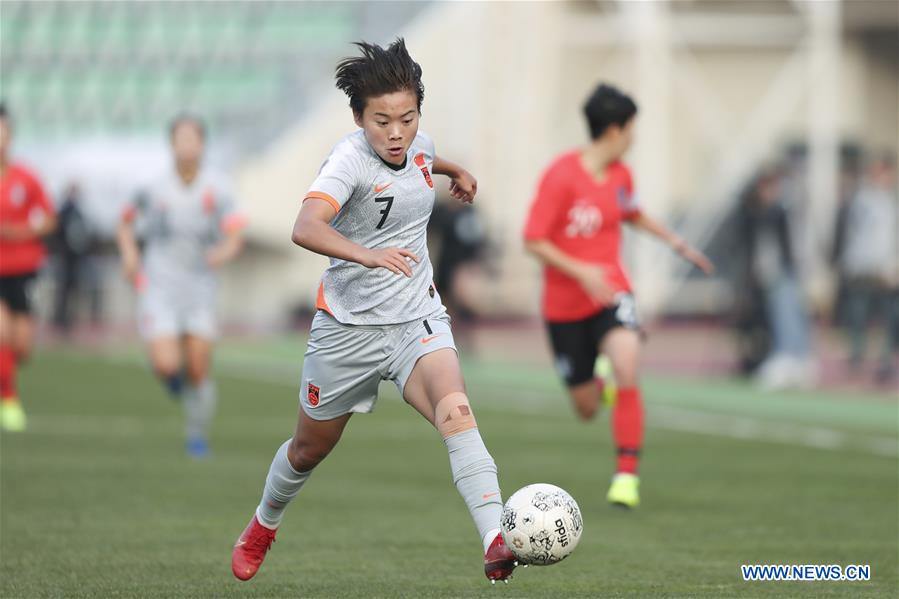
[435,392,477,439]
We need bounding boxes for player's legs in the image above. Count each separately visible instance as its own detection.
[139,286,186,397]
[232,409,352,581]
[260,409,353,526]
[10,311,35,363]
[602,327,640,389]
[0,279,36,431]
[601,327,643,507]
[0,301,24,430]
[147,336,184,397]
[401,347,465,421]
[234,312,382,581]
[402,347,513,581]
[546,317,605,421]
[183,334,216,455]
[567,380,601,421]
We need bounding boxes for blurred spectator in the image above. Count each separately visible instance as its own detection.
[836,153,898,383]
[829,144,864,327]
[50,182,102,334]
[429,197,488,350]
[736,163,816,389]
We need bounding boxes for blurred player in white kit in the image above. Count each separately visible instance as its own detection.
[117,114,246,457]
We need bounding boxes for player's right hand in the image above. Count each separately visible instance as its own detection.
[577,264,616,306]
[360,247,420,277]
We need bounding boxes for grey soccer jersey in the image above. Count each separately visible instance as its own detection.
[305,130,443,325]
[126,167,244,289]
[123,167,245,338]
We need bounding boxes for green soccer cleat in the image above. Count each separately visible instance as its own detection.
[1,399,27,432]
[607,472,639,509]
[595,355,617,408]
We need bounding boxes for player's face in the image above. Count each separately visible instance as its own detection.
[171,123,204,165]
[355,90,420,166]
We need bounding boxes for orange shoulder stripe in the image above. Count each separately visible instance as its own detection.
[304,191,341,213]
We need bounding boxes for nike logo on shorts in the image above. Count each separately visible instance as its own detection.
[421,334,443,344]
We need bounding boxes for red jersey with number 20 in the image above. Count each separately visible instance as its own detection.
[523,151,641,322]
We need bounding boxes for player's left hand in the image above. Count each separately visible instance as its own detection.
[677,244,715,275]
[448,170,477,203]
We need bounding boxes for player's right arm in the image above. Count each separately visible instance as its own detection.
[291,198,419,278]
[117,202,142,284]
[295,140,419,277]
[523,163,615,306]
[524,240,615,306]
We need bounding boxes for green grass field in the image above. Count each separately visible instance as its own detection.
[1,339,897,598]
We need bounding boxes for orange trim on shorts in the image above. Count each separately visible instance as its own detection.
[304,191,341,213]
[316,281,334,316]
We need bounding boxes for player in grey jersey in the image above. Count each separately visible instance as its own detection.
[117,115,246,458]
[232,39,517,584]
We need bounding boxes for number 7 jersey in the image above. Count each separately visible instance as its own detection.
[303,129,443,325]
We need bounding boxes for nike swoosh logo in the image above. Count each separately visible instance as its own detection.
[482,491,500,500]
[374,182,392,193]
[421,334,443,344]
[235,540,247,547]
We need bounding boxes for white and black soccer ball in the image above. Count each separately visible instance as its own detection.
[500,483,583,565]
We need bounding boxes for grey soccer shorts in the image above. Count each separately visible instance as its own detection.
[299,308,457,420]
[138,284,217,340]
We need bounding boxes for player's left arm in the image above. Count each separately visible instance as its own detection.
[0,173,57,241]
[207,184,247,268]
[432,156,477,203]
[627,212,715,275]
[206,227,244,268]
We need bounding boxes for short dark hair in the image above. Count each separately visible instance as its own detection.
[583,83,637,140]
[168,112,206,140]
[0,101,9,121]
[335,38,424,117]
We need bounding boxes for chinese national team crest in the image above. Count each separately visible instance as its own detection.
[414,153,433,189]
[307,382,320,407]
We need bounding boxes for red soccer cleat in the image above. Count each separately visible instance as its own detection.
[231,515,277,581]
[484,532,517,583]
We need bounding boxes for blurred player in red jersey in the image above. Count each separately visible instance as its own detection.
[0,103,57,431]
[523,84,713,508]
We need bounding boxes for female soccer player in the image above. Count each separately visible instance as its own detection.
[0,103,57,432]
[117,115,245,457]
[231,39,516,583]
[523,83,714,509]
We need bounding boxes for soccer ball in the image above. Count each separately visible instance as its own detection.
[500,483,583,565]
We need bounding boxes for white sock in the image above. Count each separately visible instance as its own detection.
[255,439,311,529]
[483,528,501,553]
[445,429,504,549]
[184,380,217,440]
